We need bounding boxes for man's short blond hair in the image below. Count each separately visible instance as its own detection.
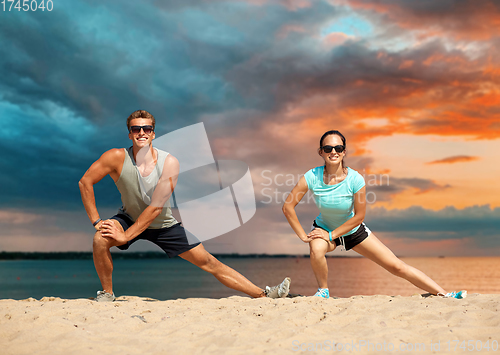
[126,110,156,131]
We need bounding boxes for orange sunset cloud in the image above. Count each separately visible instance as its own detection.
[426,155,480,165]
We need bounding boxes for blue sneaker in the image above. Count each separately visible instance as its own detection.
[313,288,329,299]
[439,290,467,299]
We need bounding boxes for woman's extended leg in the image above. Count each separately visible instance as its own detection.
[352,233,446,295]
[309,237,336,289]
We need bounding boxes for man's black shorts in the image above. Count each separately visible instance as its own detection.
[110,214,200,258]
[312,220,371,251]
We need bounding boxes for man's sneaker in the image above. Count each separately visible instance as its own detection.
[313,288,330,299]
[96,290,115,302]
[265,277,291,298]
[438,290,467,299]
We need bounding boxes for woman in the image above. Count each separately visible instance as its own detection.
[282,130,466,299]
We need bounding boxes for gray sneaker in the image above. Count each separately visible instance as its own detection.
[265,277,291,298]
[96,290,116,302]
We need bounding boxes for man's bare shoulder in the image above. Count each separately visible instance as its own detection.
[164,153,179,165]
[161,153,179,176]
[99,148,126,167]
[102,148,125,158]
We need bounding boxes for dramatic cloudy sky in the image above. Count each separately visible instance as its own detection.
[1,0,499,256]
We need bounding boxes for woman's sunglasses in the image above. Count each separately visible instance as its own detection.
[321,145,345,153]
[129,125,154,134]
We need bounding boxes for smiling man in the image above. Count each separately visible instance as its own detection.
[79,110,290,301]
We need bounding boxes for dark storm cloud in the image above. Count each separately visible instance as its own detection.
[0,0,343,210]
[347,0,500,41]
[366,177,451,202]
[226,39,488,123]
[0,3,242,125]
[365,205,500,242]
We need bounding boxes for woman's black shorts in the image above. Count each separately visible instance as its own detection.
[110,214,200,258]
[312,220,371,251]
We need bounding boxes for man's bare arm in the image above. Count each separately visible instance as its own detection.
[100,154,179,242]
[79,149,124,229]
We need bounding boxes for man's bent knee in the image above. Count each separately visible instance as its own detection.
[93,231,110,249]
[93,230,122,249]
[94,219,126,248]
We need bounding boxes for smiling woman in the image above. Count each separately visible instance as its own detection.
[281,129,467,300]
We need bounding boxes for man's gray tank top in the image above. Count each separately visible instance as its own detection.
[115,147,177,229]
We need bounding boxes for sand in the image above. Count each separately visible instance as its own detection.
[1,294,499,354]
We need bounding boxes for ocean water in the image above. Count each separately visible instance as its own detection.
[1,257,499,300]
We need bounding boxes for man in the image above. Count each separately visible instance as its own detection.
[79,110,290,301]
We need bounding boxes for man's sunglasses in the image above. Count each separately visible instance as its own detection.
[321,145,345,153]
[129,125,154,134]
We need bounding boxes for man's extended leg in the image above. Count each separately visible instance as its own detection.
[92,220,124,296]
[179,244,287,298]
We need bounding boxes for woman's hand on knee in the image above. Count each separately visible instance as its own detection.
[300,235,314,243]
[307,228,330,242]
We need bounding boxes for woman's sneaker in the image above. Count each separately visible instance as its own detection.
[96,290,116,302]
[313,288,330,299]
[438,290,467,299]
[265,277,291,298]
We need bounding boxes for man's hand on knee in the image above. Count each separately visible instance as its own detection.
[100,219,128,246]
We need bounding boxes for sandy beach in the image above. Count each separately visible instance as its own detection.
[1,293,499,354]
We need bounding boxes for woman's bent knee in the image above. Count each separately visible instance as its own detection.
[309,239,328,258]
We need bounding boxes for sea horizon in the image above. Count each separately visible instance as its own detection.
[0,251,491,260]
[1,256,499,300]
